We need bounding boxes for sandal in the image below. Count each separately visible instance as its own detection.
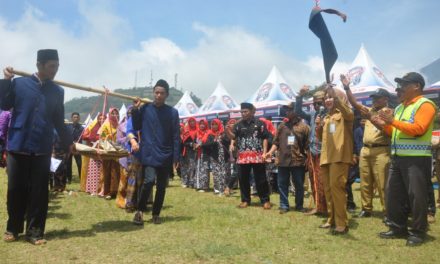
[26,236,47,245]
[3,232,17,242]
[319,223,332,229]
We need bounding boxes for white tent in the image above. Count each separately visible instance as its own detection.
[247,66,296,108]
[174,91,199,118]
[427,81,440,90]
[341,44,395,96]
[198,82,239,114]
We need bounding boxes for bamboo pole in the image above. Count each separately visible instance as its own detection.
[11,69,151,103]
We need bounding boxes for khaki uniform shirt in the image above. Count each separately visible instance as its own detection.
[273,119,310,167]
[319,99,354,165]
[363,107,391,147]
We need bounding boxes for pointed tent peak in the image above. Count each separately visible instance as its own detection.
[341,44,395,95]
[247,65,296,106]
[264,65,287,84]
[212,82,227,93]
[174,90,199,117]
[198,82,239,114]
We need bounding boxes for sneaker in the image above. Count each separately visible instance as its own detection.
[197,189,205,193]
[181,184,187,188]
[224,187,230,196]
[279,208,289,214]
[133,211,143,225]
[214,189,220,194]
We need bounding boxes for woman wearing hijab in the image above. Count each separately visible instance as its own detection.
[180,117,198,188]
[208,119,230,196]
[115,107,132,208]
[194,119,212,192]
[224,118,238,196]
[316,86,354,234]
[98,108,121,199]
[82,113,105,194]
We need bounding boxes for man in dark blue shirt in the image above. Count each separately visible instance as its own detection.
[66,112,84,184]
[1,49,72,245]
[131,79,180,225]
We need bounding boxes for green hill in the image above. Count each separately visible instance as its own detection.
[64,86,202,120]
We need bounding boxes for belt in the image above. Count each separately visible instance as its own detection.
[364,144,389,148]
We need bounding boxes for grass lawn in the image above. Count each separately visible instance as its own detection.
[0,169,439,264]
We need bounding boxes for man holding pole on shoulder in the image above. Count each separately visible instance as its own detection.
[1,49,72,245]
[131,79,180,225]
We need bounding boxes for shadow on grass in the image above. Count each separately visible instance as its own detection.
[47,212,73,219]
[150,215,193,223]
[45,220,145,240]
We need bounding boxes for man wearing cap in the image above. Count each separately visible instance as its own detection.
[295,86,327,215]
[226,102,271,209]
[131,79,180,225]
[1,49,72,245]
[375,72,436,246]
[341,74,392,219]
[266,102,310,214]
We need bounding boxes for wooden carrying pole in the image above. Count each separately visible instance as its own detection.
[11,69,151,103]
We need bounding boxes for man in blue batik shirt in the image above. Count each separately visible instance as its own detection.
[1,49,72,245]
[131,79,180,225]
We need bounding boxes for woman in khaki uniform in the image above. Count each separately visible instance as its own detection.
[316,85,354,234]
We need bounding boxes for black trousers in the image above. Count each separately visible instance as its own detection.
[6,153,51,238]
[386,156,431,233]
[238,163,270,204]
[66,153,82,183]
[137,165,170,216]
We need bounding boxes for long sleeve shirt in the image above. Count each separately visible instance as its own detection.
[131,103,180,167]
[384,95,436,137]
[0,75,72,154]
[318,98,354,165]
[295,95,322,156]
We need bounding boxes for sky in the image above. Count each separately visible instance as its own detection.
[0,0,439,102]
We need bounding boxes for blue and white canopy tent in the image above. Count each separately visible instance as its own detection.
[198,82,239,121]
[174,91,199,119]
[338,44,396,106]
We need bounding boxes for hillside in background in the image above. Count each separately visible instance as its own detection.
[64,86,202,120]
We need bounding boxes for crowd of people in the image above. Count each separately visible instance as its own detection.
[0,49,438,247]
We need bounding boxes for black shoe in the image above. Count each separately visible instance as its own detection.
[406,232,424,247]
[133,211,144,225]
[379,229,408,239]
[152,215,161,225]
[358,210,372,218]
[295,207,307,213]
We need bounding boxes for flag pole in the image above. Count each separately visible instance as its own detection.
[11,69,151,103]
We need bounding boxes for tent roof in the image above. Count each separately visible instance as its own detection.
[247,66,296,107]
[174,91,199,117]
[198,82,239,114]
[426,80,440,90]
[341,44,395,95]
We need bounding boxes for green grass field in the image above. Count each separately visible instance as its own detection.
[0,169,439,264]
